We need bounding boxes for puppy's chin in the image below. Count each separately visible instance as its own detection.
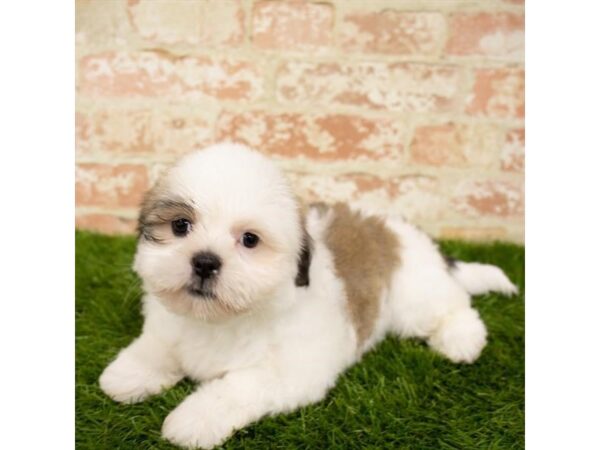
[148,271,292,321]
[154,287,250,322]
[135,246,297,322]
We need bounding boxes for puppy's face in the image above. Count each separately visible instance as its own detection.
[133,145,308,320]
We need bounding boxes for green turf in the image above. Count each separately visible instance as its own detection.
[76,230,524,449]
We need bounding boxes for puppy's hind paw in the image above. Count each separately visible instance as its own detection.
[428,308,488,364]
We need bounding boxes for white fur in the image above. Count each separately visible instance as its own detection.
[451,261,519,296]
[99,143,517,449]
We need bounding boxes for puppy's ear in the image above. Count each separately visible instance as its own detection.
[295,228,312,287]
[138,184,161,241]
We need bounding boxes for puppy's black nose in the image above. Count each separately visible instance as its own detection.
[191,252,222,279]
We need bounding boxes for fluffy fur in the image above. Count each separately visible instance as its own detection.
[99,143,517,449]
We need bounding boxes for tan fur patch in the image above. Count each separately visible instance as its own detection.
[322,203,400,347]
[138,182,195,242]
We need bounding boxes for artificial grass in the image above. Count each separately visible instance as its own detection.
[76,230,524,449]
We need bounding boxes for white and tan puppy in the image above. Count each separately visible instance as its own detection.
[99,143,517,449]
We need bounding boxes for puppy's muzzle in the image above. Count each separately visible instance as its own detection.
[191,252,222,281]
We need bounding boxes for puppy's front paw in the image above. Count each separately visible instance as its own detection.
[99,352,178,404]
[162,397,234,450]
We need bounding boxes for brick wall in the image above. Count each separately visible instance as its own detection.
[75,0,525,242]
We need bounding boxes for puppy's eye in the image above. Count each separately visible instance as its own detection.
[241,232,260,248]
[171,218,191,237]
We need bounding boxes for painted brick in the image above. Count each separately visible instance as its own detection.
[252,1,333,51]
[277,62,463,113]
[127,0,244,46]
[453,180,523,217]
[410,122,501,167]
[79,51,263,100]
[75,0,525,242]
[341,10,445,56]
[446,13,524,59]
[76,0,130,50]
[440,226,508,241]
[76,213,137,235]
[288,173,445,221]
[147,162,171,186]
[76,164,149,208]
[501,128,525,171]
[216,111,405,161]
[467,68,524,118]
[76,107,214,156]
[389,175,446,221]
[75,112,91,155]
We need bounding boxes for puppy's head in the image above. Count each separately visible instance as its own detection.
[133,143,310,320]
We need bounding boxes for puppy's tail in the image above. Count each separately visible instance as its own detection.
[446,258,518,296]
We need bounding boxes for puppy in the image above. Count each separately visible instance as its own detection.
[99,143,517,449]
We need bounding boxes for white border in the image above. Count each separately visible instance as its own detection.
[2,1,600,447]
[0,1,74,448]
[527,1,600,448]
